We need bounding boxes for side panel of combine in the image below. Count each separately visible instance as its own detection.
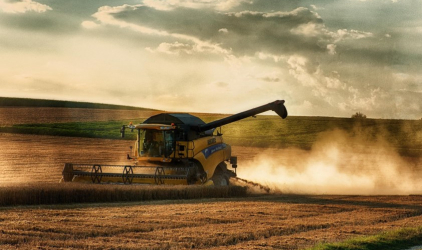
[194,145,231,180]
[174,141,194,159]
[190,136,231,180]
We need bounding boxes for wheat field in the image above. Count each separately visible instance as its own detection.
[1,195,422,249]
[1,106,422,249]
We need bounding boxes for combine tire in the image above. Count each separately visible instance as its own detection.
[212,174,229,186]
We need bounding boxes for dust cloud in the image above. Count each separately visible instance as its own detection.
[238,128,422,195]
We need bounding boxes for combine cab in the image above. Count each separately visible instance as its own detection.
[61,100,288,185]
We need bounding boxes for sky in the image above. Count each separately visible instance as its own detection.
[0,0,421,119]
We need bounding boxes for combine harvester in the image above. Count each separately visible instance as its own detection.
[61,100,287,186]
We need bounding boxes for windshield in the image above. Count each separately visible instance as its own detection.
[139,129,174,157]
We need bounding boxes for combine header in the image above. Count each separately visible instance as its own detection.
[62,100,287,186]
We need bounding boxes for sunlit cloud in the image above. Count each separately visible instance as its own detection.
[146,42,194,55]
[0,0,51,13]
[334,29,373,42]
[81,21,100,29]
[0,0,421,118]
[90,4,231,58]
[143,0,250,11]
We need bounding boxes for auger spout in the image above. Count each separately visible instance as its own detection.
[194,100,287,132]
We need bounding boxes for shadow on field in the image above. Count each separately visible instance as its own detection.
[41,193,422,212]
[250,194,422,211]
[3,181,422,213]
[0,183,247,207]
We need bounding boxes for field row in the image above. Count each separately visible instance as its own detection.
[1,195,422,249]
[0,107,159,126]
[0,184,247,206]
[0,133,133,184]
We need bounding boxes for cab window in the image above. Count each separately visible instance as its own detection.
[139,129,174,157]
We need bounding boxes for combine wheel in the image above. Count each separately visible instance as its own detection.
[122,166,134,184]
[212,174,229,186]
[91,165,102,183]
[186,167,197,185]
[199,173,207,184]
[212,162,230,186]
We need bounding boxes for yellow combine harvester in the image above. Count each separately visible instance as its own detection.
[62,100,287,185]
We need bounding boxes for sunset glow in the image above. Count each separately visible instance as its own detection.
[1,0,421,118]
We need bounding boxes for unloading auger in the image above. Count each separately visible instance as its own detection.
[61,100,287,186]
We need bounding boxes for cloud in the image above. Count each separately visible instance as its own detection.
[327,44,336,55]
[90,4,231,58]
[81,20,99,29]
[0,0,52,13]
[215,81,229,88]
[90,5,318,58]
[90,4,375,61]
[146,41,194,55]
[3,72,81,98]
[143,0,250,11]
[3,0,420,119]
[259,76,280,83]
[287,55,318,87]
[310,4,324,10]
[256,52,286,63]
[333,29,373,42]
[286,54,358,110]
[290,22,326,37]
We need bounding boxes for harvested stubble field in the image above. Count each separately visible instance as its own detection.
[1,106,422,249]
[1,195,422,249]
[1,134,422,249]
[0,107,159,125]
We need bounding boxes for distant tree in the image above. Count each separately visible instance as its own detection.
[351,112,367,119]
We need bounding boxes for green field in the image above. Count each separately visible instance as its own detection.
[1,97,421,156]
[0,120,133,139]
[308,226,422,250]
[1,115,422,156]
